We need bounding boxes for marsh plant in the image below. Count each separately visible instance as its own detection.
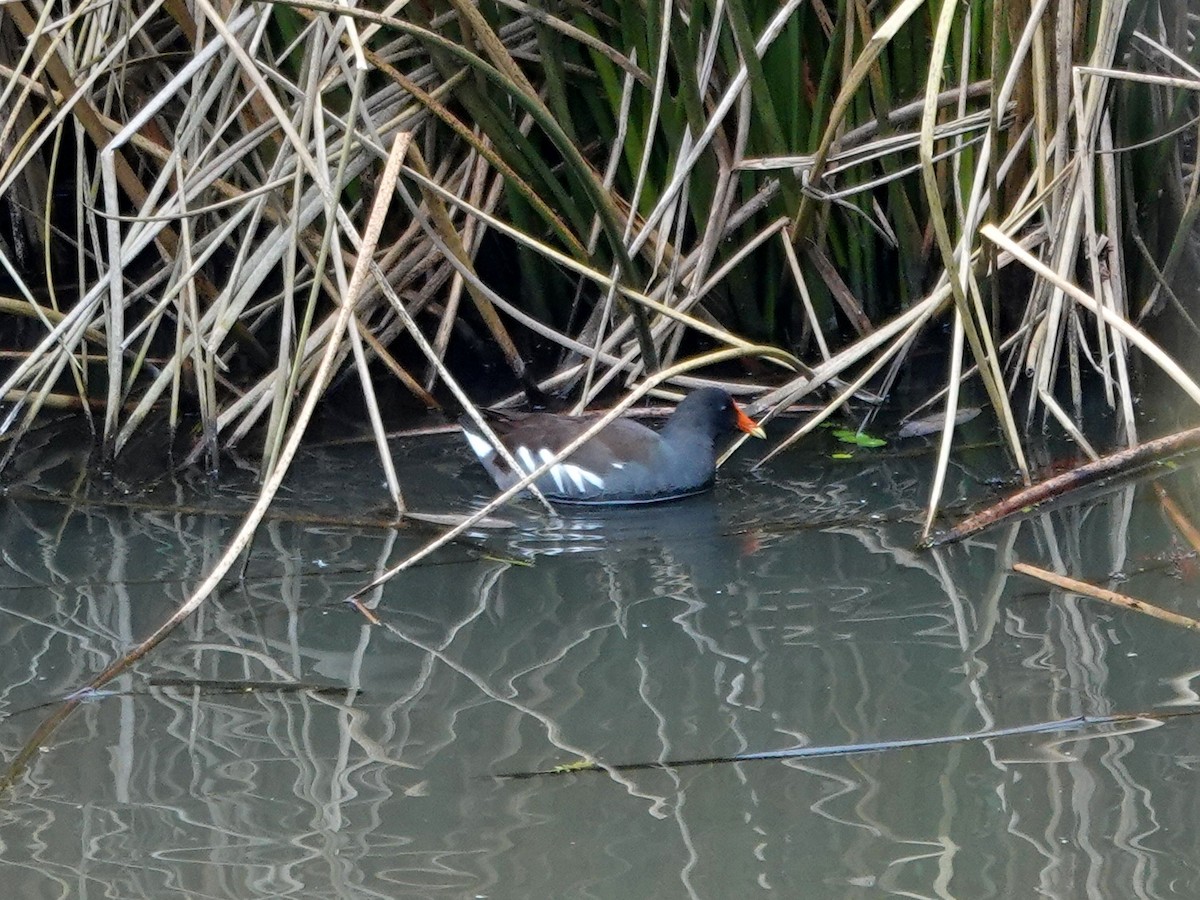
[0,0,1197,541]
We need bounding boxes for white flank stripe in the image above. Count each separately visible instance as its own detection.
[612,462,625,470]
[549,465,568,493]
[562,464,587,493]
[464,430,493,459]
[563,463,605,493]
[539,449,567,493]
[516,446,537,474]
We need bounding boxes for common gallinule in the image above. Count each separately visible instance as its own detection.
[461,387,765,504]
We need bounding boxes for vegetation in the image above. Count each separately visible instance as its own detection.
[0,0,1198,546]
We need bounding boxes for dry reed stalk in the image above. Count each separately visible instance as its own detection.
[0,128,412,793]
[1014,562,1200,631]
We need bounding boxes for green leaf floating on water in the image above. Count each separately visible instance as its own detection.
[831,428,887,448]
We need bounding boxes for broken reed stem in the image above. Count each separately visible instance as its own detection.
[1013,562,1200,630]
[927,424,1200,546]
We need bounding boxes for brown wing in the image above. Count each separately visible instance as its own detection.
[461,410,670,500]
[485,412,661,466]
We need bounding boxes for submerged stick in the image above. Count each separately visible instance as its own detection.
[500,707,1200,778]
[1154,484,1200,556]
[1014,562,1200,630]
[926,424,1200,546]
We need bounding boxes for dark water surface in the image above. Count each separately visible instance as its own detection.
[1,422,1199,898]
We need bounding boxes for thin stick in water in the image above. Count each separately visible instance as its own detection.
[1013,562,1200,630]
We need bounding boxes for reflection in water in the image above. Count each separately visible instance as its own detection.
[0,434,1198,896]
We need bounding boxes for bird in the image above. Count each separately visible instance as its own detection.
[460,387,766,505]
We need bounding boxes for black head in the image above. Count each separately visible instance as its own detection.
[666,388,765,439]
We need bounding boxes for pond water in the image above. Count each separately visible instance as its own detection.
[0,416,1198,898]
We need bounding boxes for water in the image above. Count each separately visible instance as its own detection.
[1,420,1199,898]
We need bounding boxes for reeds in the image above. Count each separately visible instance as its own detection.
[0,0,1197,537]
